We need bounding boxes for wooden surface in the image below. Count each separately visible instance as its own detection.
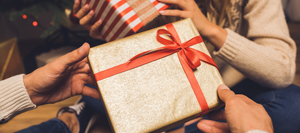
[0,96,81,133]
[0,23,300,133]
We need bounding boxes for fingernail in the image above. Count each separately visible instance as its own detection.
[85,4,89,9]
[89,10,94,15]
[75,0,79,4]
[97,19,102,24]
[79,44,85,53]
[159,10,165,14]
[219,85,229,90]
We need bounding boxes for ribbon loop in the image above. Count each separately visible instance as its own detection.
[157,24,205,71]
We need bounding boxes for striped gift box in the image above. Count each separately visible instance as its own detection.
[81,0,168,42]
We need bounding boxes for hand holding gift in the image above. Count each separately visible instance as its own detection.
[159,0,227,50]
[72,0,105,40]
[72,0,169,42]
[24,43,101,106]
[197,85,273,133]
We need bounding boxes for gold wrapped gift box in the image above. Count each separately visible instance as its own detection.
[88,18,224,132]
[0,38,25,81]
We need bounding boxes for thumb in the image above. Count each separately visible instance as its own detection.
[57,42,90,69]
[217,85,236,103]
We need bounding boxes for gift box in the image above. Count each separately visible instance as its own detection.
[0,38,25,80]
[88,18,224,132]
[80,0,168,42]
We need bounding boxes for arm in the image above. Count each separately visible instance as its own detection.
[159,0,296,89]
[0,43,101,124]
[0,74,36,124]
[215,0,296,88]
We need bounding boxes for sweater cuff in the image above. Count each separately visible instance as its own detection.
[0,74,36,123]
[214,29,242,62]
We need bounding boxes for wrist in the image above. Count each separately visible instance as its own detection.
[23,74,40,105]
[201,24,227,50]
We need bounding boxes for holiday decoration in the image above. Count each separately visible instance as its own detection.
[0,0,74,38]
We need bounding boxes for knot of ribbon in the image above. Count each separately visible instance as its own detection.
[94,23,218,115]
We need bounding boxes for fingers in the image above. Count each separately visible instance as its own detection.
[158,0,202,25]
[82,86,102,100]
[53,43,90,70]
[184,117,202,126]
[197,119,230,133]
[73,0,81,14]
[158,0,188,10]
[158,0,190,17]
[71,59,91,74]
[158,0,184,5]
[76,4,90,19]
[160,10,192,18]
[90,20,104,40]
[217,85,236,103]
[84,72,96,85]
[218,85,256,106]
[79,10,95,30]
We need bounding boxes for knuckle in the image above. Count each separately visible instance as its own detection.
[79,18,90,26]
[175,11,182,16]
[256,104,264,109]
[185,12,193,18]
[172,0,178,3]
[79,19,85,25]
[226,98,238,105]
[89,32,96,38]
[90,26,98,33]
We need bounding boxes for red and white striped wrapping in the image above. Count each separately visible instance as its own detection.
[81,0,169,42]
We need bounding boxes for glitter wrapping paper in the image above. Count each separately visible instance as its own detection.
[88,18,224,133]
[80,0,168,42]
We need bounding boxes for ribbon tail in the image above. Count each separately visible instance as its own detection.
[192,48,218,69]
[94,49,177,81]
[177,53,209,115]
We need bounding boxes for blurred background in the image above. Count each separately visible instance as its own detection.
[0,0,299,132]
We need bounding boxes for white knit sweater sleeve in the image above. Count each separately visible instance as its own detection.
[215,0,296,89]
[0,74,36,124]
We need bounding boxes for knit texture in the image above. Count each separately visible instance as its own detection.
[0,74,36,124]
[141,0,296,89]
[214,0,296,89]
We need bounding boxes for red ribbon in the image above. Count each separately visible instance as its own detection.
[94,23,218,115]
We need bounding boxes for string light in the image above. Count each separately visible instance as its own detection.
[22,14,27,19]
[32,21,38,26]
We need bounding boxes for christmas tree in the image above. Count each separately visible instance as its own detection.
[0,0,74,38]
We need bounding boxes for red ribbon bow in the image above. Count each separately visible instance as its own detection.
[94,23,218,115]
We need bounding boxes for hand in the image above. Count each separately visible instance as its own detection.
[197,85,273,133]
[73,0,104,40]
[23,43,101,106]
[158,0,227,50]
